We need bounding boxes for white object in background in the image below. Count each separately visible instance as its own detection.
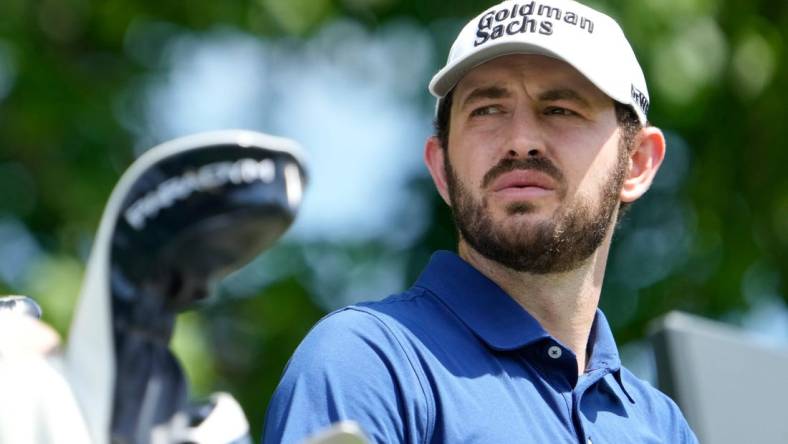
[302,421,369,444]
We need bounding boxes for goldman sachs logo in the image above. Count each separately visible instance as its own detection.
[475,1,595,46]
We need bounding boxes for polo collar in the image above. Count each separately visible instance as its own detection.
[414,251,624,374]
[415,251,634,401]
[585,309,621,372]
[414,250,550,351]
[586,310,634,402]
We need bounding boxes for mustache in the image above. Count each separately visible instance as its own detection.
[481,156,565,189]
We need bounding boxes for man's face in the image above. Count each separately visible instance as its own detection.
[442,54,629,273]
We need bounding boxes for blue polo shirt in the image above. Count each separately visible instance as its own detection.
[263,251,697,443]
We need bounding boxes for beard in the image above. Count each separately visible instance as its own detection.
[444,147,628,274]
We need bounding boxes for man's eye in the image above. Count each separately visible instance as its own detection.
[544,106,577,116]
[470,106,502,117]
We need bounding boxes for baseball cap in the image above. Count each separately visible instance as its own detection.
[429,0,650,124]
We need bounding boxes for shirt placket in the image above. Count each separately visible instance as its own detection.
[539,341,584,443]
[572,368,609,444]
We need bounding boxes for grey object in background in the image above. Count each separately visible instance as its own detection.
[0,295,42,319]
[651,311,788,444]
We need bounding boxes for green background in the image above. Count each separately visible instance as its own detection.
[1,0,786,438]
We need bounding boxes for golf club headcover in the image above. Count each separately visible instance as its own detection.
[66,130,307,444]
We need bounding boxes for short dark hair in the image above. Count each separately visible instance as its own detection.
[432,90,644,218]
[434,90,455,150]
[613,102,643,218]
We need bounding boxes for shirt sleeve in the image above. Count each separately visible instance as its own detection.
[641,380,700,443]
[262,307,431,444]
[668,398,700,444]
[619,368,700,443]
[649,382,699,443]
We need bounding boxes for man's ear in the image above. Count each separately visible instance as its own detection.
[424,136,452,206]
[620,126,666,203]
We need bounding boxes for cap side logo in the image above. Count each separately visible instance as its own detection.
[631,84,650,116]
[475,1,595,47]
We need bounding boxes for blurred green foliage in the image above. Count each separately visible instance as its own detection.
[1,0,787,438]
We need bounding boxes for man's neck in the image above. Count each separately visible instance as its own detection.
[458,237,612,375]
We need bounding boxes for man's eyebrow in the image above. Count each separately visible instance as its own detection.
[459,86,511,108]
[537,88,592,108]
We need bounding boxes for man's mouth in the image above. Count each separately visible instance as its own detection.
[490,170,557,196]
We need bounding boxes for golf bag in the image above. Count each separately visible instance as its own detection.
[0,130,307,444]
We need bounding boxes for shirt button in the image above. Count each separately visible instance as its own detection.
[547,345,562,359]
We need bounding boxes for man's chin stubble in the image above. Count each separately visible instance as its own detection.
[452,189,618,274]
[444,149,625,274]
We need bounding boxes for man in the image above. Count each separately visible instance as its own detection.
[264,0,697,442]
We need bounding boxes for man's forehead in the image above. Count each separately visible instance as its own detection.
[454,54,606,102]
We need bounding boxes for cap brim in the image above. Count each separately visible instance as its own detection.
[429,40,646,124]
[430,42,564,97]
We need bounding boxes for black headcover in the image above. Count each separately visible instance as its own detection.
[106,131,306,444]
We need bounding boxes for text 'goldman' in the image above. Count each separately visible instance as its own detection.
[475,1,595,46]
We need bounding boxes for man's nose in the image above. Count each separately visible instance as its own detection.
[505,106,546,158]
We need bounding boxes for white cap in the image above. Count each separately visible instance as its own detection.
[429,0,650,124]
